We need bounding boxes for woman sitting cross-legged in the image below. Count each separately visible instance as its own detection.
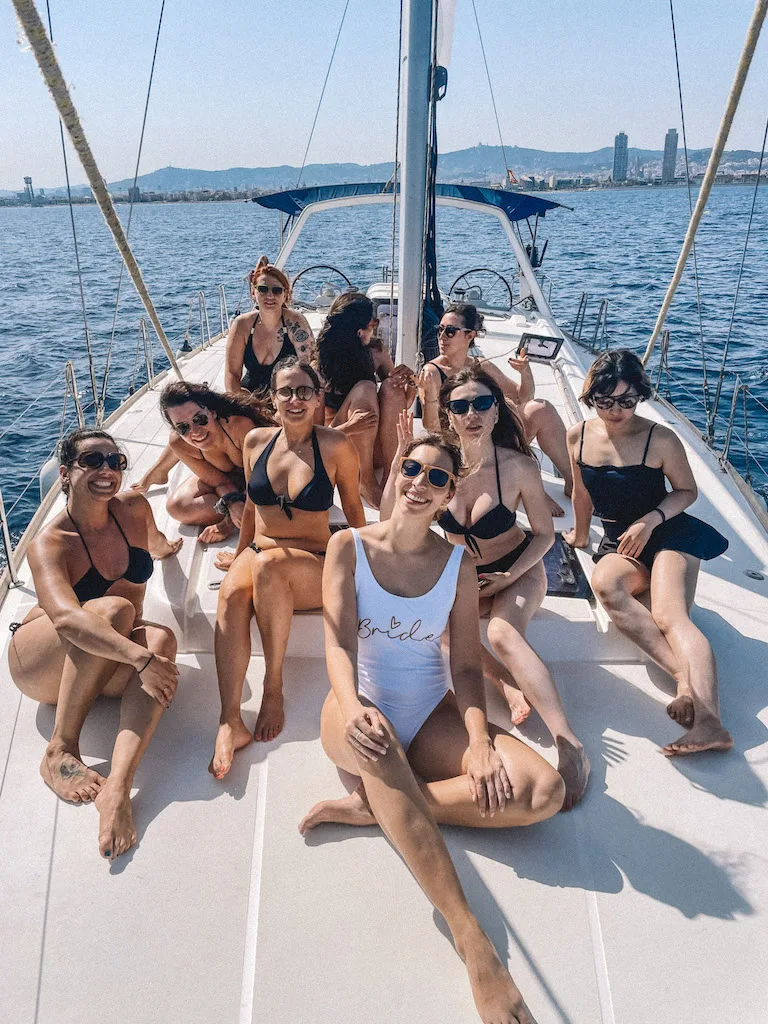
[318,291,415,507]
[133,382,274,544]
[418,303,571,516]
[424,367,589,809]
[209,357,366,777]
[564,349,732,756]
[7,429,182,861]
[299,432,564,1024]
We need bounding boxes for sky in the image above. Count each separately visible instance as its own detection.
[2,0,768,191]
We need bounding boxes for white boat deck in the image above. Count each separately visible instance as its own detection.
[2,320,768,1023]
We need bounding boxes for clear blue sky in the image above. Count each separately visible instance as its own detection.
[2,0,768,191]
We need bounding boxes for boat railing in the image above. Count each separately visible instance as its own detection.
[571,291,610,351]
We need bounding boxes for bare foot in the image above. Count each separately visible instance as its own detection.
[545,493,564,517]
[208,718,253,779]
[299,787,376,836]
[130,467,169,493]
[501,682,531,726]
[459,927,537,1024]
[199,518,235,545]
[253,690,285,743]
[666,693,695,728]
[556,737,590,811]
[40,746,104,803]
[95,779,137,861]
[662,719,733,757]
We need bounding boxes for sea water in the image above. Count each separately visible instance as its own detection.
[1,184,766,551]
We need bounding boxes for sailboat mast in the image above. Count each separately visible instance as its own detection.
[396,0,434,369]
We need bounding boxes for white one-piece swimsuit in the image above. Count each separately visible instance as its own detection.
[352,528,464,749]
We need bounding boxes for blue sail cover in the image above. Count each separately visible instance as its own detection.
[253,182,564,222]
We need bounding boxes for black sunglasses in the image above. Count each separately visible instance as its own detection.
[273,385,317,402]
[438,325,472,339]
[75,451,128,471]
[256,284,284,295]
[399,457,454,489]
[173,412,210,436]
[446,395,496,416]
[593,393,640,410]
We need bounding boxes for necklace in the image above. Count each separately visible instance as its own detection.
[285,431,312,457]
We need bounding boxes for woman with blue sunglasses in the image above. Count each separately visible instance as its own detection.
[300,430,563,1024]
[8,428,182,861]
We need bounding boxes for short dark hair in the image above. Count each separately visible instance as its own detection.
[58,428,121,494]
[444,303,484,333]
[159,380,273,427]
[580,349,652,408]
[270,356,322,393]
[439,366,532,456]
[402,432,464,480]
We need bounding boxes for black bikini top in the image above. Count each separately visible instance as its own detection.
[578,421,667,524]
[437,446,516,557]
[247,429,334,519]
[71,509,154,604]
[242,314,295,393]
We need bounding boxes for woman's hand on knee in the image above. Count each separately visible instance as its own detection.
[466,739,512,817]
[344,703,389,761]
[343,408,378,435]
[137,652,179,709]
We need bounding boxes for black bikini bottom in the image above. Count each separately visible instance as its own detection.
[475,536,530,575]
[248,544,325,558]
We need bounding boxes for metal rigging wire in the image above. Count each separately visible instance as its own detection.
[44,0,98,416]
[295,0,351,188]
[470,0,512,181]
[668,0,712,434]
[99,0,166,423]
[710,111,768,432]
[389,0,404,335]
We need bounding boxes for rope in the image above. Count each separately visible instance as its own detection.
[642,0,768,365]
[295,0,350,188]
[711,110,768,431]
[470,0,511,181]
[389,0,404,344]
[99,0,166,423]
[668,0,711,433]
[44,0,99,414]
[13,0,184,382]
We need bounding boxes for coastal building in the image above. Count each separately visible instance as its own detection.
[613,133,628,182]
[662,128,678,183]
[128,185,141,203]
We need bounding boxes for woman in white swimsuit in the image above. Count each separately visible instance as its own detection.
[300,432,564,1024]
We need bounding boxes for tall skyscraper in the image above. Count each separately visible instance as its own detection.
[613,133,628,182]
[662,128,678,183]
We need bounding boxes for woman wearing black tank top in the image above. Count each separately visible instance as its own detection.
[209,359,366,779]
[564,350,732,756]
[8,429,182,861]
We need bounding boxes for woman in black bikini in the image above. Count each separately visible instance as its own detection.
[224,257,316,396]
[424,366,588,808]
[209,358,366,778]
[8,429,181,861]
[317,291,415,507]
[564,349,732,756]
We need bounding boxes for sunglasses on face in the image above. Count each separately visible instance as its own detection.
[256,284,284,295]
[399,457,455,489]
[273,385,317,402]
[446,394,496,416]
[173,412,210,436]
[593,393,640,410]
[75,451,128,471]
[437,325,471,339]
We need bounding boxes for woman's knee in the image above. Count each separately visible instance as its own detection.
[530,765,566,820]
[148,623,178,659]
[250,549,287,597]
[86,595,137,633]
[650,603,687,637]
[486,617,524,658]
[218,569,254,614]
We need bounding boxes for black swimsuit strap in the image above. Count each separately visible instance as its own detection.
[579,421,586,463]
[67,509,95,565]
[641,423,657,465]
[493,445,503,503]
[108,509,131,545]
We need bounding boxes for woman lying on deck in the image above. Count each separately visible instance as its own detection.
[418,303,571,516]
[564,349,733,756]
[209,358,366,776]
[133,382,274,543]
[7,429,181,861]
[300,432,563,1024]
[317,291,415,507]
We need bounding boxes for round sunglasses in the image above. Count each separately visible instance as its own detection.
[593,393,640,410]
[256,284,284,295]
[173,412,211,436]
[75,451,128,471]
[437,324,472,339]
[399,457,455,488]
[446,394,496,416]
[273,385,317,402]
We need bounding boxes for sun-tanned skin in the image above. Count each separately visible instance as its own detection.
[208,363,366,778]
[564,380,733,756]
[300,440,561,1023]
[8,437,181,860]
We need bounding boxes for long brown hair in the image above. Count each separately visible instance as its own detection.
[439,366,532,456]
[160,381,273,427]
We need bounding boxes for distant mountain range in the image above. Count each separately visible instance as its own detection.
[4,143,765,196]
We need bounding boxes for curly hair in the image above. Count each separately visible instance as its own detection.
[159,381,273,427]
[250,256,292,305]
[58,428,122,495]
[316,292,376,399]
[580,348,652,408]
[439,366,532,456]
